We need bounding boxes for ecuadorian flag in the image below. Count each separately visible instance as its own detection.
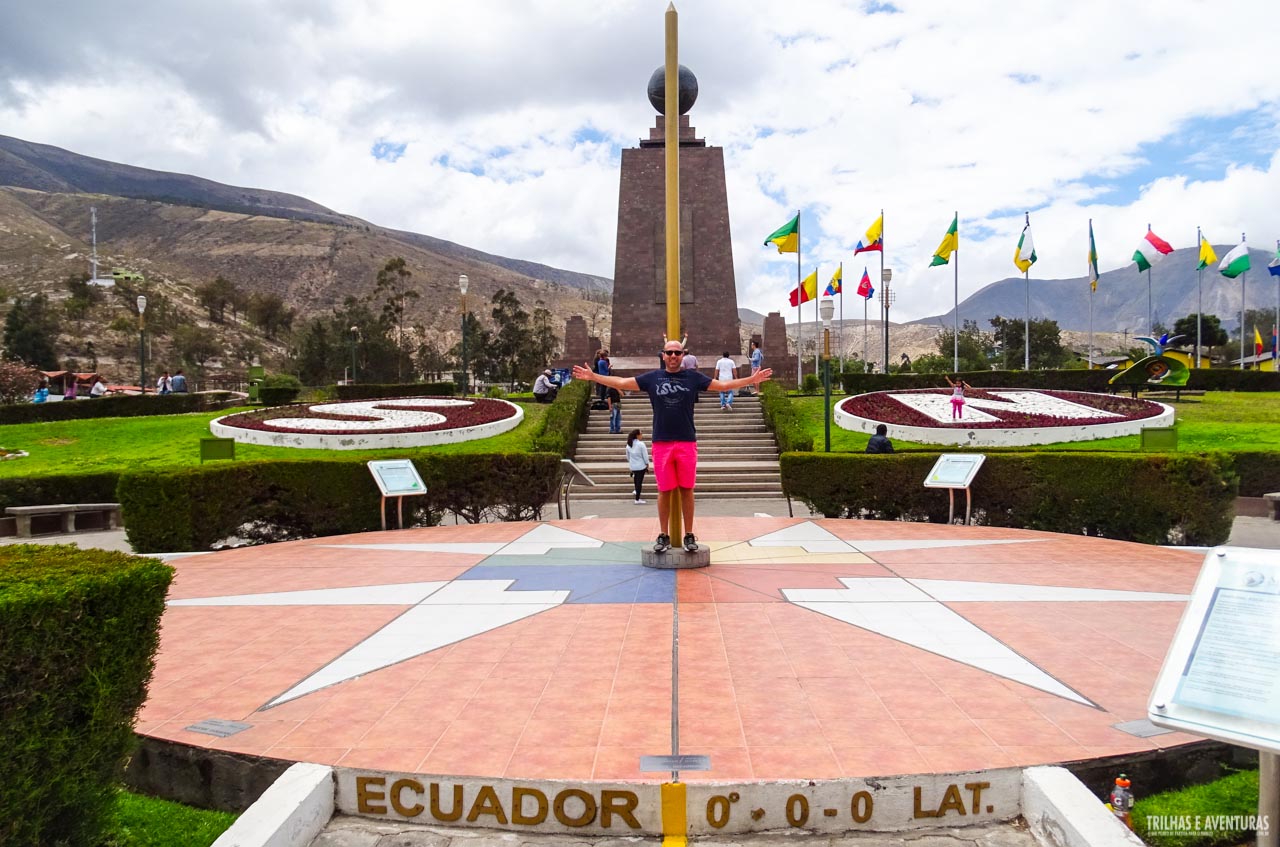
[824,266,842,296]
[764,214,800,253]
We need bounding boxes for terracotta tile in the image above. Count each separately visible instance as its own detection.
[831,745,930,777]
[339,747,432,771]
[518,719,603,747]
[505,746,598,780]
[419,746,513,778]
[748,746,842,780]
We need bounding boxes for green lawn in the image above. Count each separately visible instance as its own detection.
[791,391,1280,452]
[106,790,237,847]
[0,402,550,478]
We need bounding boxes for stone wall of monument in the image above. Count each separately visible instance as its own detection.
[763,311,792,387]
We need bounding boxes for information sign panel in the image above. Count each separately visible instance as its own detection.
[1148,547,1280,754]
[923,454,986,489]
[367,460,427,498]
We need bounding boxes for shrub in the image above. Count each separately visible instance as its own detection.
[780,451,1235,545]
[257,374,302,406]
[801,373,823,394]
[530,378,591,455]
[839,368,1280,395]
[0,545,173,846]
[760,381,814,452]
[0,471,121,511]
[486,385,507,399]
[335,382,457,401]
[0,391,237,425]
[118,453,563,552]
[1225,450,1280,496]
[0,360,41,404]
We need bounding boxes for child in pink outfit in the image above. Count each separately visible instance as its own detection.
[945,375,970,420]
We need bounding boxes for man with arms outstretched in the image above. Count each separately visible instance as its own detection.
[573,340,772,554]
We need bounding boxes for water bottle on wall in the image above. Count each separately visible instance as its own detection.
[1108,774,1133,828]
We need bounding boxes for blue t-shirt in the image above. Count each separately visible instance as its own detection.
[750,347,763,369]
[634,368,713,442]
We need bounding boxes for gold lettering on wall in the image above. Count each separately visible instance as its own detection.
[965,782,991,814]
[430,783,465,822]
[390,779,425,817]
[553,788,597,827]
[601,790,641,829]
[512,787,549,826]
[466,785,509,824]
[356,776,387,815]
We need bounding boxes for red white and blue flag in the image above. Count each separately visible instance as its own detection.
[856,267,874,299]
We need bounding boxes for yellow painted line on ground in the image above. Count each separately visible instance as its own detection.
[661,782,687,847]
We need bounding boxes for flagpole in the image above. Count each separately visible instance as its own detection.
[1240,231,1247,371]
[1196,226,1203,369]
[838,262,844,372]
[1023,212,1030,370]
[796,210,802,385]
[953,210,959,374]
[813,264,819,378]
[880,209,887,373]
[1087,218,1094,370]
[1147,223,1154,336]
[862,272,868,368]
[1275,238,1279,367]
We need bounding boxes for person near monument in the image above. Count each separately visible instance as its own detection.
[157,371,172,395]
[626,428,649,505]
[606,385,622,434]
[594,350,611,401]
[171,369,189,393]
[945,375,970,420]
[572,340,773,554]
[533,369,557,403]
[680,349,700,404]
[714,351,737,410]
[750,340,763,375]
[865,423,894,454]
[89,378,108,398]
[63,376,78,400]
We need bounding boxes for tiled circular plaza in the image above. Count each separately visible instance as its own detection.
[142,517,1204,781]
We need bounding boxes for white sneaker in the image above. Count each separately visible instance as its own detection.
[634,498,647,505]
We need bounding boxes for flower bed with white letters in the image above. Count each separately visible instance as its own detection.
[835,389,1174,447]
[211,397,524,450]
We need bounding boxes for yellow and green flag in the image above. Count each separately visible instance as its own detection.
[930,215,958,266]
[1197,236,1218,270]
[764,214,800,253]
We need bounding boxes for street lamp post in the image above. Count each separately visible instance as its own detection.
[459,274,469,397]
[821,297,834,452]
[136,295,147,395]
[349,325,360,383]
[880,269,893,373]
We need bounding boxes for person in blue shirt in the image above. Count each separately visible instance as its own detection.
[574,340,772,555]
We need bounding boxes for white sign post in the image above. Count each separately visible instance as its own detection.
[923,454,986,525]
[367,460,427,530]
[1149,547,1280,847]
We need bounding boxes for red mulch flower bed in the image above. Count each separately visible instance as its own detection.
[838,389,1165,429]
[218,397,518,436]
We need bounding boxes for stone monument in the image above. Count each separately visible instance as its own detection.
[608,65,741,364]
[762,312,792,387]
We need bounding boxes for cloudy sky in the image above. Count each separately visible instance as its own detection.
[3,0,1279,322]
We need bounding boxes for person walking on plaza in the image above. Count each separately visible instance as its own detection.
[626,428,650,505]
[573,339,773,554]
[865,423,894,454]
[606,385,622,434]
[945,374,970,420]
[750,340,763,374]
[714,351,737,410]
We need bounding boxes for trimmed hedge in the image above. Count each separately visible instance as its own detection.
[0,471,121,511]
[335,382,457,401]
[118,453,563,552]
[839,368,1280,395]
[1228,450,1280,497]
[530,378,591,455]
[781,451,1236,545]
[0,391,237,425]
[0,545,173,846]
[760,381,814,452]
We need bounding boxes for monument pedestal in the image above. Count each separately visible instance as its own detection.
[641,547,711,569]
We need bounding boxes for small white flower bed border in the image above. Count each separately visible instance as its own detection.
[211,399,524,450]
[834,391,1175,447]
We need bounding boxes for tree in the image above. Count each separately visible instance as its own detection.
[3,294,60,369]
[490,288,534,389]
[0,359,41,404]
[1172,313,1228,362]
[63,272,100,320]
[989,315,1066,369]
[411,327,450,382]
[374,257,419,382]
[448,311,495,385]
[530,304,561,369]
[290,317,338,385]
[930,319,992,373]
[171,325,222,377]
[196,276,242,323]
[247,292,295,340]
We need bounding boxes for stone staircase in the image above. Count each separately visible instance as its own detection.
[571,393,782,500]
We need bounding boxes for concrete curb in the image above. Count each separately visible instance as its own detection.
[211,762,333,847]
[1022,766,1143,847]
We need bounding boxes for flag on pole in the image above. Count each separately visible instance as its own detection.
[1268,246,1280,277]
[789,269,818,306]
[1254,327,1264,357]
[1133,229,1174,271]
[1088,221,1100,292]
[1219,242,1251,279]
[824,266,842,296]
[930,215,958,266]
[854,214,884,254]
[1013,223,1037,273]
[764,214,800,253]
[1197,236,1218,270]
[856,267,874,299]
[1272,326,1278,359]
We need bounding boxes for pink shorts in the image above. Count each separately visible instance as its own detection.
[652,441,698,492]
[950,396,964,408]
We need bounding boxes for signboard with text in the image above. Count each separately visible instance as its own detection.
[1148,547,1280,754]
[923,454,986,489]
[367,460,427,498]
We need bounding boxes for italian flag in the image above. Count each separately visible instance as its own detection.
[1219,242,1251,279]
[1133,229,1173,271]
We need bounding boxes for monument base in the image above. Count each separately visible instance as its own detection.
[641,547,711,569]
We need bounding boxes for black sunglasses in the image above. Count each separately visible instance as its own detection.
[661,350,685,356]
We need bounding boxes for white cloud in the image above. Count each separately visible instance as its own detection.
[2,0,1279,322]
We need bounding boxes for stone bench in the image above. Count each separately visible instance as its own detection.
[1265,493,1280,521]
[5,503,122,538]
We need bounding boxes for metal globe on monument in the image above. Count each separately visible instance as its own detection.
[646,64,698,114]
